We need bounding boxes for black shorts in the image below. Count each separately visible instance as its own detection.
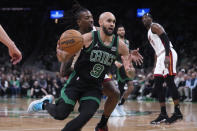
[60,71,102,106]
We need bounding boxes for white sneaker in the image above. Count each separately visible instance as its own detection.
[116,105,126,116]
[184,98,190,102]
[189,98,192,102]
[27,95,54,113]
[111,107,121,117]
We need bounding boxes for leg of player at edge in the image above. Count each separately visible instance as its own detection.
[95,77,120,131]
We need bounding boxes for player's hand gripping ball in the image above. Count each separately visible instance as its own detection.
[58,29,83,55]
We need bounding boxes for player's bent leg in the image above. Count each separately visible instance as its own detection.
[119,81,134,105]
[27,95,54,113]
[102,80,120,116]
[62,100,99,131]
[95,80,120,130]
[44,98,74,120]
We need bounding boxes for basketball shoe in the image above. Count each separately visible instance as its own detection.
[111,107,121,117]
[27,95,54,113]
[116,105,126,116]
[167,112,183,124]
[150,113,169,124]
[95,125,108,131]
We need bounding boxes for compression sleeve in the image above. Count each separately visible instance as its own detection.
[159,33,170,56]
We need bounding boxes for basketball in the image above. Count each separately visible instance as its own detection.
[58,29,83,54]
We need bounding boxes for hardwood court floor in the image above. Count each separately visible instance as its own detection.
[0,98,197,131]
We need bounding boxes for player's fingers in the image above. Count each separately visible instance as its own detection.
[11,56,21,65]
[137,60,142,66]
[121,56,126,63]
[139,57,143,63]
[135,61,138,66]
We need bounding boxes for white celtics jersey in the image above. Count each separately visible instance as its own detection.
[148,23,173,56]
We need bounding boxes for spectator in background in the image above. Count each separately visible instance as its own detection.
[9,75,20,97]
[20,75,30,98]
[29,75,37,89]
[175,71,184,88]
[46,75,53,94]
[184,72,197,102]
[142,73,154,98]
[51,79,60,98]
[191,72,197,101]
[38,73,47,90]
[30,80,48,98]
[178,74,188,101]
[0,74,9,97]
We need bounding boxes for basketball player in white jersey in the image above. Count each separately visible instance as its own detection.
[142,13,183,124]
[0,24,22,64]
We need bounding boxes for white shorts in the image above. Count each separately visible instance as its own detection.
[154,48,177,77]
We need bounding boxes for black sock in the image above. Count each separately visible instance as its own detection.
[97,114,109,128]
[42,100,49,110]
[161,106,167,115]
[175,104,181,113]
[118,98,125,105]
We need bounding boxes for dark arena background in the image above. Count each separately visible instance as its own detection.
[0,0,197,131]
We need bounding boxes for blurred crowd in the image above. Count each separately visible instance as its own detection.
[126,63,197,102]
[0,61,196,103]
[0,63,66,98]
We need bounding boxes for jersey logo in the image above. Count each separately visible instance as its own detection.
[95,43,99,48]
[76,77,80,80]
[111,46,117,52]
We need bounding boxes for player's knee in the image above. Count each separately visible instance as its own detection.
[86,110,96,118]
[113,88,120,99]
[80,105,98,119]
[105,87,120,100]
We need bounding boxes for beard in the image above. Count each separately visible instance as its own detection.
[103,26,114,36]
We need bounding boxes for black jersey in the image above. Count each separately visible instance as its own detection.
[74,31,119,85]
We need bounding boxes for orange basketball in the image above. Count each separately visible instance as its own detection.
[58,29,83,54]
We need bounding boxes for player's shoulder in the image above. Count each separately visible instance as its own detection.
[151,22,164,33]
[92,26,100,31]
[125,39,129,43]
[151,23,162,29]
[82,32,92,38]
[82,32,93,46]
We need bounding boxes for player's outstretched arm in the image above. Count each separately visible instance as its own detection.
[0,25,22,64]
[118,40,135,78]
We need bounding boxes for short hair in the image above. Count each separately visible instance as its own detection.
[116,24,124,29]
[116,24,125,32]
[143,13,153,19]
